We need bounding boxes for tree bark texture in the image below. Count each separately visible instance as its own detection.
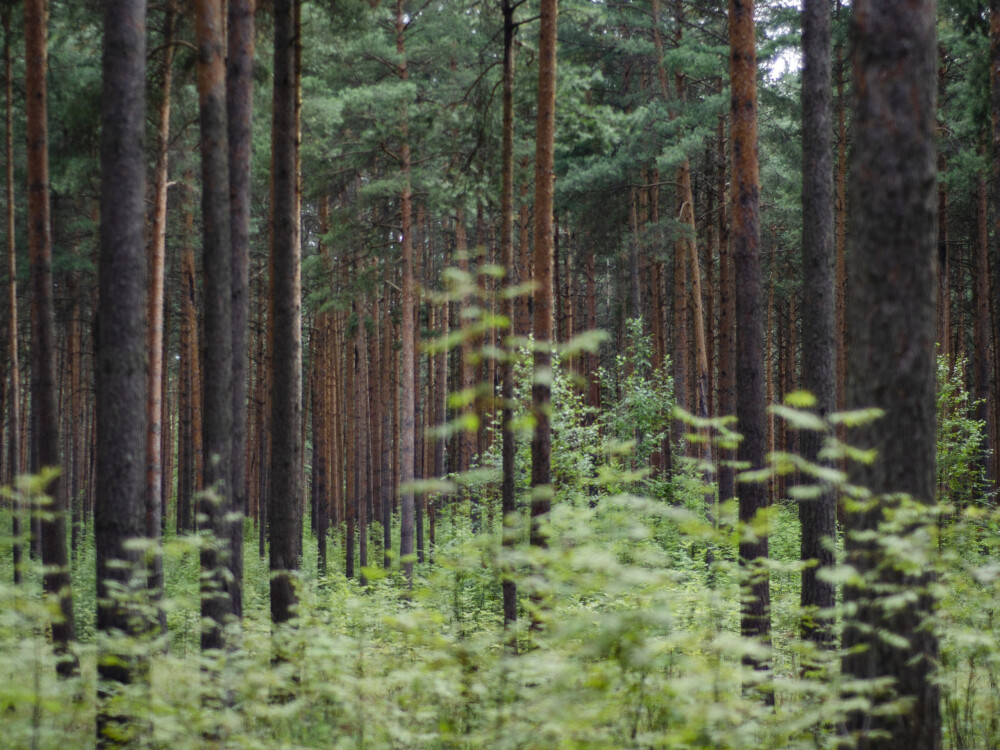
[843,2,941,748]
[145,2,174,636]
[194,0,235,652]
[729,0,771,660]
[501,0,518,628]
[96,0,148,739]
[227,0,255,621]
[799,0,836,643]
[25,0,75,674]
[530,0,558,550]
[397,0,416,581]
[716,101,736,504]
[4,6,21,585]
[269,0,303,625]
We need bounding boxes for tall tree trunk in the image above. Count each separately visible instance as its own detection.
[269,0,302,626]
[177,205,197,534]
[227,0,255,622]
[159,280,172,536]
[25,0,75,674]
[194,0,235,652]
[990,0,1000,489]
[312,323,328,575]
[835,0,847,414]
[69,282,83,555]
[500,0,518,629]
[516,168,532,338]
[843,3,941,747]
[530,0,558,551]
[936,64,951,368]
[652,0,687,459]
[412,220,425,553]
[397,0,416,581]
[716,88,735,504]
[975,158,994,484]
[381,300,393,568]
[729,0,771,685]
[4,6,21,585]
[97,0,148,739]
[355,302,370,583]
[671,0,709,434]
[585,247,600,411]
[799,0,836,645]
[146,3,174,637]
[344,306,356,579]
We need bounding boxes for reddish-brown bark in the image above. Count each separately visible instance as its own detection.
[145,3,174,633]
[730,0,771,670]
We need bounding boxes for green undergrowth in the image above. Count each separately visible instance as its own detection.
[1,484,999,748]
[0,356,998,748]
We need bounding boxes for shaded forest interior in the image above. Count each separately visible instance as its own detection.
[1,0,1000,748]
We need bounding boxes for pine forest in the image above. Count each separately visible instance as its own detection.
[1,0,999,748]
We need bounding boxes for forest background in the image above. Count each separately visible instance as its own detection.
[1,0,999,748]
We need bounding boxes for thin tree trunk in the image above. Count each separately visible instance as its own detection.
[500,0,518,629]
[344,306,356,579]
[835,0,847,414]
[413,217,425,554]
[177,205,197,534]
[25,0,75,674]
[356,302,370,583]
[729,0,771,689]
[69,281,83,555]
[397,0,416,581]
[227,0,255,622]
[530,0,558,552]
[974,159,993,483]
[4,6,21,585]
[585,247,600,411]
[381,300,393,568]
[516,167,532,338]
[145,3,174,636]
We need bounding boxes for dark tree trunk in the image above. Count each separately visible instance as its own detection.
[227,0,255,622]
[344,306,356,579]
[25,0,75,675]
[355,304,370,583]
[96,0,148,739]
[530,0,558,554]
[842,2,941,748]
[269,0,303,625]
[4,6,21,585]
[500,0,518,629]
[729,0,771,680]
[799,0,836,644]
[194,0,235,652]
[835,0,848,414]
[177,210,197,534]
[975,161,994,484]
[381,302,393,568]
[397,0,416,581]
